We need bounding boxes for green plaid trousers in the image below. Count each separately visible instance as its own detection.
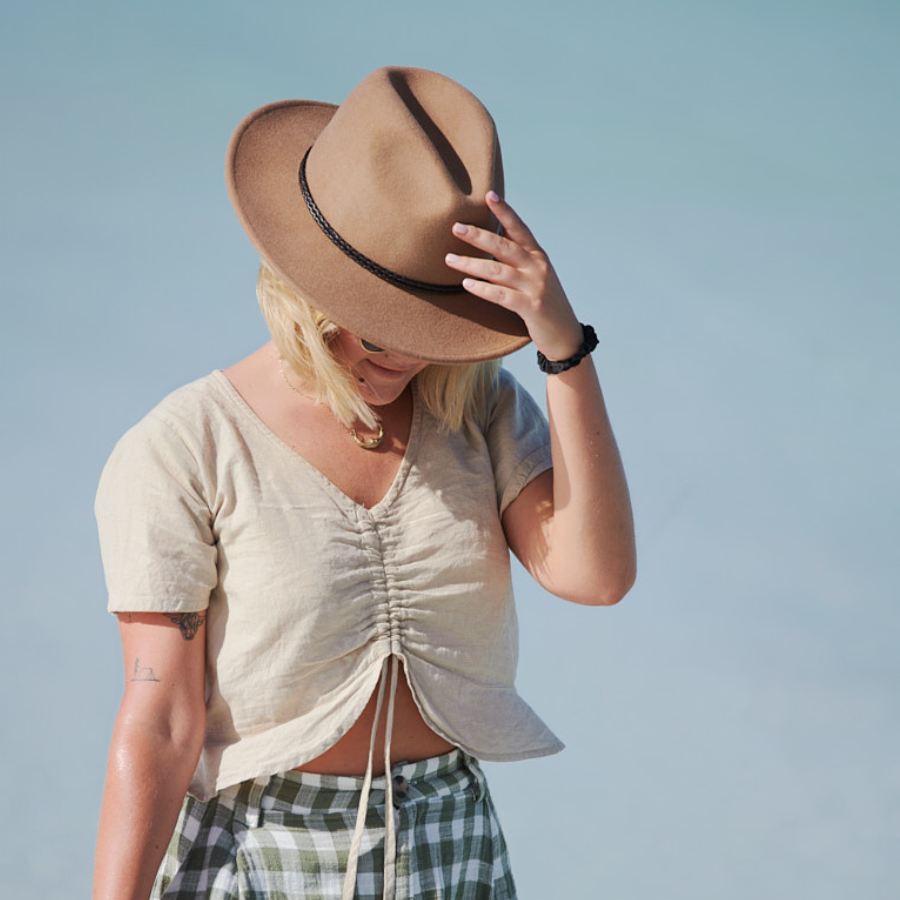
[152,750,517,899]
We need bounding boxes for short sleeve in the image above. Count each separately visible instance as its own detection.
[483,369,553,515]
[95,412,218,613]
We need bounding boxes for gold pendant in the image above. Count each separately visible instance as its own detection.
[350,424,384,450]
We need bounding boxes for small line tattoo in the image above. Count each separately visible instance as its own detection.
[132,658,160,682]
[165,612,207,641]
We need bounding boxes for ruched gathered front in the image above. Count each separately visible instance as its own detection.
[96,368,563,802]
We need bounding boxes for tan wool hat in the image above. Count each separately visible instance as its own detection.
[225,66,530,363]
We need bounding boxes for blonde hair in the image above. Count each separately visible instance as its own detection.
[256,263,499,432]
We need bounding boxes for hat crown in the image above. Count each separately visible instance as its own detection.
[305,67,503,285]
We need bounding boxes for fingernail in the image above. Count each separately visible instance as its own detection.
[445,252,460,263]
[462,278,477,289]
[487,190,500,202]
[453,222,468,235]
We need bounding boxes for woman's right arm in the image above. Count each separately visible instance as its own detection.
[93,611,208,900]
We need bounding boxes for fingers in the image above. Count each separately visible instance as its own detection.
[444,252,525,292]
[449,221,529,269]
[457,275,520,310]
[485,190,541,251]
[448,192,541,264]
[444,192,546,294]
[444,239,530,312]
[445,192,568,325]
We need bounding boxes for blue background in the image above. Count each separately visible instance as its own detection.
[1,1,897,896]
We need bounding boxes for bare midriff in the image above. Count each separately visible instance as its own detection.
[293,659,455,777]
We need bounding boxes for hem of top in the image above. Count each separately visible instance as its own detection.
[197,649,395,798]
[397,662,564,766]
[198,646,566,799]
[467,740,566,763]
[106,598,210,614]
[498,444,554,516]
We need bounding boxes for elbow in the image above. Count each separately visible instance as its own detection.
[567,576,634,607]
[166,703,207,761]
[552,555,636,607]
[607,555,637,604]
[595,571,635,606]
[114,696,207,767]
[171,711,207,762]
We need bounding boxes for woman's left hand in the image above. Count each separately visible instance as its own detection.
[445,192,584,362]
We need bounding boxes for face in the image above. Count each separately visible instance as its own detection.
[334,331,429,407]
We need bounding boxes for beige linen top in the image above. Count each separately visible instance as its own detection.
[95,368,563,800]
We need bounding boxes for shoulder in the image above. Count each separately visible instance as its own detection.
[480,366,547,433]
[95,378,225,612]
[96,373,236,504]
[106,372,234,458]
[466,366,551,514]
[488,366,522,404]
[485,365,525,402]
[140,371,232,437]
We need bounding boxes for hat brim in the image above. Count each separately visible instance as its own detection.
[226,100,530,364]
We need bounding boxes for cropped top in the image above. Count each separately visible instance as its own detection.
[95,368,563,800]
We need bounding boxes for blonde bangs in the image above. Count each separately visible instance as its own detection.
[256,263,499,432]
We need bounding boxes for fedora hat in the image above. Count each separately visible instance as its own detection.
[225,66,530,363]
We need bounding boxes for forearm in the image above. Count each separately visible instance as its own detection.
[544,355,635,604]
[93,712,204,900]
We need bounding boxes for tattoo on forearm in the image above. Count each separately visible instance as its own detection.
[132,658,160,682]
[165,612,206,641]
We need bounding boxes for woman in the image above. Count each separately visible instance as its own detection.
[93,67,635,900]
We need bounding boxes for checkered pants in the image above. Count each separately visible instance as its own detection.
[152,750,517,899]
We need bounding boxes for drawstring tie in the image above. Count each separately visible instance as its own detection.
[342,655,399,900]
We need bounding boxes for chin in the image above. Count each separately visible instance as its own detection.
[358,380,408,408]
[355,362,425,407]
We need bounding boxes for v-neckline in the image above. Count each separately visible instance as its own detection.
[211,369,421,515]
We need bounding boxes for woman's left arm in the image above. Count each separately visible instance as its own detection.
[445,192,636,606]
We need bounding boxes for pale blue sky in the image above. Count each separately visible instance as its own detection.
[1,1,897,897]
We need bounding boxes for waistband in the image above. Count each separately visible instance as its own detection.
[228,746,485,821]
[267,747,478,794]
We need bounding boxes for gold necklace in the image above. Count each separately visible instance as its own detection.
[278,357,385,450]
